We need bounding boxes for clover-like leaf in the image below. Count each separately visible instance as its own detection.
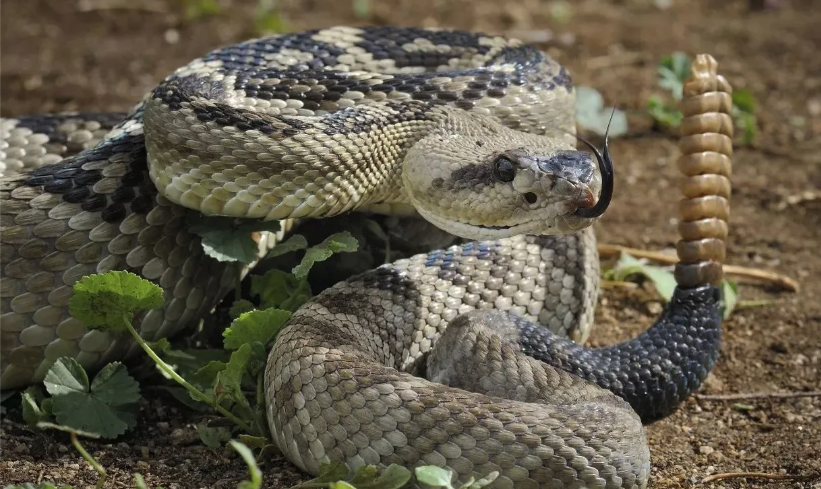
[223,308,291,350]
[68,271,163,330]
[188,215,281,264]
[44,358,140,439]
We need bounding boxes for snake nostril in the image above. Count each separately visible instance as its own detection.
[524,192,538,204]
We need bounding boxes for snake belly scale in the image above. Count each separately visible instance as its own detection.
[0,26,733,489]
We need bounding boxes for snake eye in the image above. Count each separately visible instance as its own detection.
[494,156,516,182]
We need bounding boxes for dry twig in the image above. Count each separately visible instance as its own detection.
[701,471,820,484]
[696,391,821,401]
[597,244,800,292]
[77,0,168,13]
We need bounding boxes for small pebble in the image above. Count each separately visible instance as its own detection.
[699,445,715,455]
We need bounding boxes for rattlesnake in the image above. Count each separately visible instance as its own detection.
[0,27,733,489]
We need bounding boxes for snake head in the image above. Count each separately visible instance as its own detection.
[403,111,605,240]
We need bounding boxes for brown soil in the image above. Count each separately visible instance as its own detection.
[2,0,820,488]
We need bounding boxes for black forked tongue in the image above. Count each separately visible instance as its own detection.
[574,109,616,218]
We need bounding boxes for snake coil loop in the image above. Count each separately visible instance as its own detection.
[675,55,734,288]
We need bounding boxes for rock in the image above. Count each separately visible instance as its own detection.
[699,445,715,456]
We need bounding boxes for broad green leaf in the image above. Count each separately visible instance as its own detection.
[69,271,164,329]
[229,299,256,319]
[223,308,291,350]
[188,215,281,264]
[250,269,312,311]
[415,466,454,488]
[214,343,266,409]
[293,232,359,279]
[605,253,676,302]
[230,440,263,489]
[44,359,140,439]
[197,423,232,448]
[575,86,628,137]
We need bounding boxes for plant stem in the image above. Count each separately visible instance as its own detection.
[71,432,107,489]
[121,314,253,433]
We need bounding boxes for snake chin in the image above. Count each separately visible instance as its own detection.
[415,205,599,240]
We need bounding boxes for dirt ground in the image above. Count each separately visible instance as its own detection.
[1,0,820,488]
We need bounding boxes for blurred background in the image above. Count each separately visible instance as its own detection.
[1,1,819,487]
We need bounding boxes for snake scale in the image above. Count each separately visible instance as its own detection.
[0,27,734,488]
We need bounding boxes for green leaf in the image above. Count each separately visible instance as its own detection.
[229,299,256,319]
[238,434,267,449]
[605,253,676,302]
[44,358,140,439]
[267,234,309,259]
[293,232,359,279]
[350,465,412,489]
[461,471,499,489]
[21,386,51,428]
[732,89,757,113]
[224,308,291,350]
[352,0,372,19]
[330,483,357,489]
[575,86,628,137]
[230,440,263,489]
[188,215,281,264]
[415,466,455,488]
[658,52,692,100]
[184,0,220,20]
[294,462,351,487]
[254,0,288,35]
[69,271,164,330]
[250,269,312,311]
[722,279,739,319]
[213,342,266,411]
[646,95,683,128]
[197,423,232,448]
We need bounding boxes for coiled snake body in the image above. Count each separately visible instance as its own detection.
[0,27,733,489]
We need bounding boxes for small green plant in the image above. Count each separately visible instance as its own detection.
[646,52,759,145]
[254,0,288,34]
[603,252,777,319]
[179,0,221,20]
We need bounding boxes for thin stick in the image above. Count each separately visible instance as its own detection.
[77,0,168,13]
[696,391,821,401]
[597,244,800,292]
[701,471,819,484]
